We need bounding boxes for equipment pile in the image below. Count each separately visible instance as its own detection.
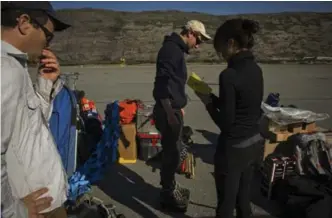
[117,99,196,179]
[48,73,196,217]
[259,93,332,218]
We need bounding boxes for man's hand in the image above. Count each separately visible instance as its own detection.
[38,49,60,82]
[181,108,185,116]
[21,187,53,218]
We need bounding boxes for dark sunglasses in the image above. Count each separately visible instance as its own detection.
[31,18,54,46]
[194,32,203,45]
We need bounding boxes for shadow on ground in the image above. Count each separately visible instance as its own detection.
[192,129,218,165]
[195,129,218,145]
[98,163,193,218]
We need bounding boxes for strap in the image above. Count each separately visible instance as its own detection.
[232,133,264,148]
[62,85,78,126]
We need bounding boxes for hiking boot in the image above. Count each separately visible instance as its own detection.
[160,184,190,212]
[175,183,190,199]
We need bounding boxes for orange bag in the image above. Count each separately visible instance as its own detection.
[118,99,138,124]
[80,97,103,122]
[81,97,97,112]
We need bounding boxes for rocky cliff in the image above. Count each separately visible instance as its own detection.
[49,9,332,65]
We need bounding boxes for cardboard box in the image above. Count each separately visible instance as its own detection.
[118,123,137,164]
[263,141,278,160]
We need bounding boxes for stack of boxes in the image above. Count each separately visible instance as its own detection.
[261,116,317,160]
[117,101,163,164]
[260,116,316,200]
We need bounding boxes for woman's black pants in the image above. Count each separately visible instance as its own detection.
[214,137,263,218]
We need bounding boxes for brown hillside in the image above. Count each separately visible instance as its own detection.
[50,9,332,65]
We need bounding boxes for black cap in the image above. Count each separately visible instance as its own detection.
[1,1,71,31]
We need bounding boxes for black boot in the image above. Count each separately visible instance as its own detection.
[160,183,190,213]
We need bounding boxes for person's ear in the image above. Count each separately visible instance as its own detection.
[17,14,33,36]
[227,39,235,49]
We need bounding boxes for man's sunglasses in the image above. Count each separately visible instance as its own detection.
[194,32,203,45]
[31,18,54,46]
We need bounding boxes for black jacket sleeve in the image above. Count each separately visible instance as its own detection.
[154,45,179,100]
[206,69,236,132]
[155,60,172,99]
[154,47,181,115]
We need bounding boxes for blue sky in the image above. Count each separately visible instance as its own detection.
[51,1,332,15]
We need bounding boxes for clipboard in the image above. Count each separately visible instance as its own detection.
[187,72,212,95]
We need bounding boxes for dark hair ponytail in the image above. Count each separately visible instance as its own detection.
[242,19,259,34]
[213,18,260,52]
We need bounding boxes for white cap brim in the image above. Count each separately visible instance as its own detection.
[201,32,212,40]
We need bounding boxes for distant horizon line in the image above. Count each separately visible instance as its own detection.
[55,7,332,16]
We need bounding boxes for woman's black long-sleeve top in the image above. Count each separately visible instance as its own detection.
[206,50,264,146]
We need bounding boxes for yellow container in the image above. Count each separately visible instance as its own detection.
[118,123,137,164]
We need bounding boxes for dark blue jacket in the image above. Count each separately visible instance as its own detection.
[153,32,189,109]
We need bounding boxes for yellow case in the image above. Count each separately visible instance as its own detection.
[187,72,212,95]
[119,158,137,164]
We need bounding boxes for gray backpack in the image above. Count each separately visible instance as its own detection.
[293,133,332,177]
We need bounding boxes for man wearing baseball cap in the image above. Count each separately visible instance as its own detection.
[152,20,211,212]
[1,1,71,217]
[183,20,212,48]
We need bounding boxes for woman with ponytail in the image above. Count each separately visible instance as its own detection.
[205,18,264,218]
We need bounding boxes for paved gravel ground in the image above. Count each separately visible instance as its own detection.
[29,63,332,218]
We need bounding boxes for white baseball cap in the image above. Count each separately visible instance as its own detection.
[185,20,211,40]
